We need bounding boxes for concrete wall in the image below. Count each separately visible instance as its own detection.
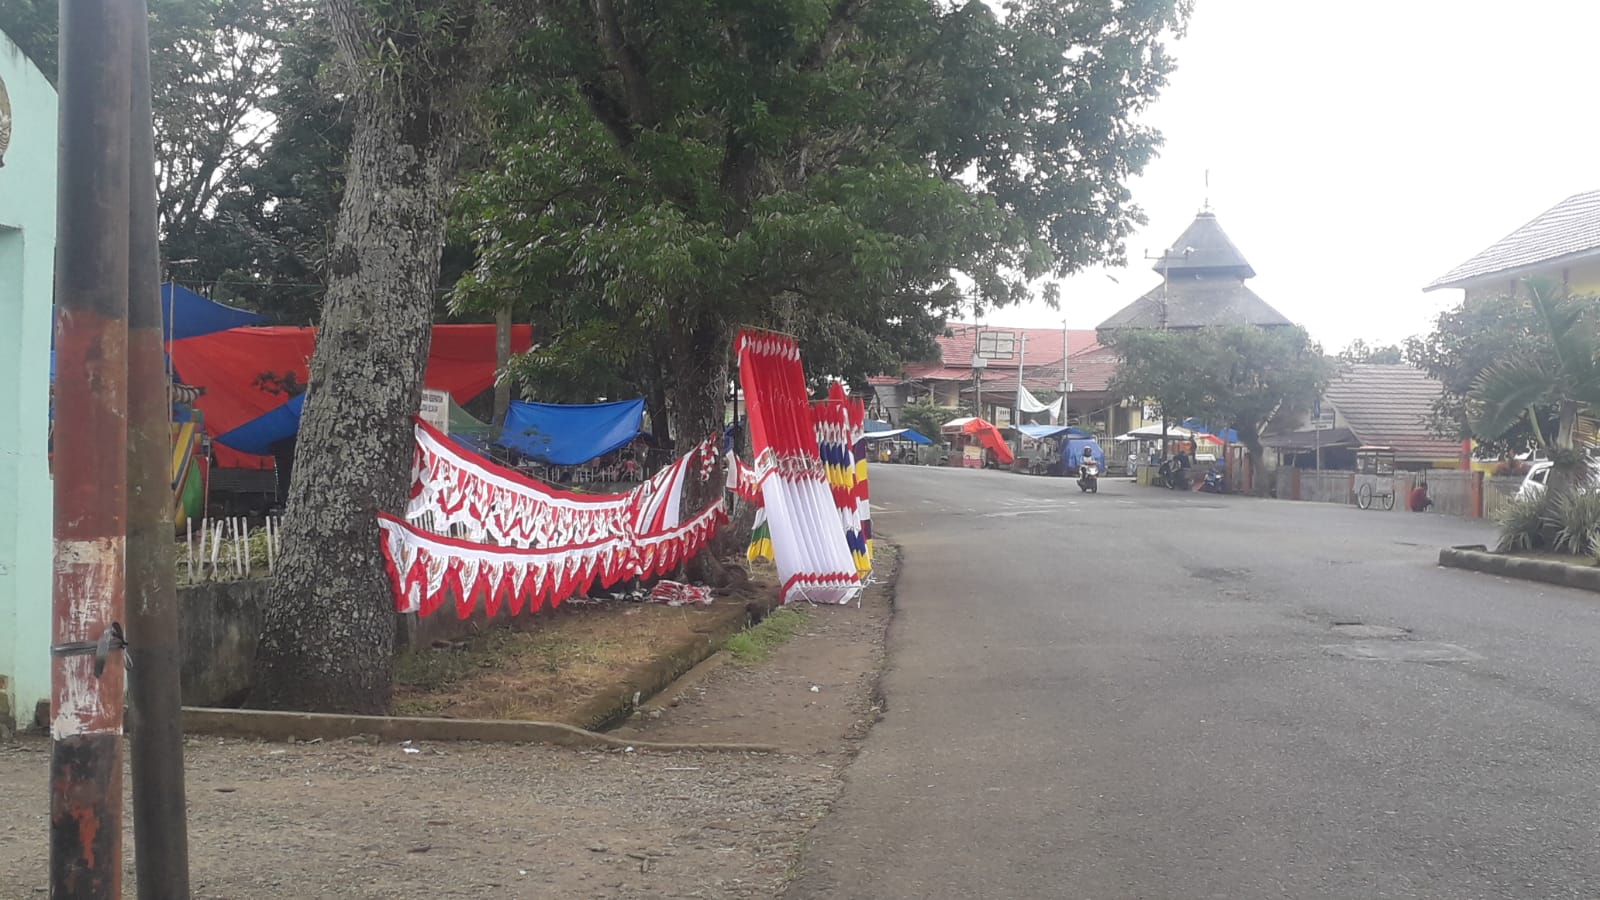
[0,33,58,733]
[178,580,267,707]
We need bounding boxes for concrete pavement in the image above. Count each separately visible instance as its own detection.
[788,465,1600,899]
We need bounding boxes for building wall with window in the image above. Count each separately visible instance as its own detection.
[0,33,57,732]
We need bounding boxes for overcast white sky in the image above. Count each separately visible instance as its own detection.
[987,1,1600,351]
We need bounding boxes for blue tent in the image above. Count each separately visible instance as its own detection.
[497,398,645,466]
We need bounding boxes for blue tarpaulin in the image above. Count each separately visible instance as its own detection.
[215,392,304,455]
[862,427,933,445]
[498,398,645,465]
[162,283,265,340]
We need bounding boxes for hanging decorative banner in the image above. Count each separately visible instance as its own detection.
[844,385,872,575]
[408,418,708,549]
[378,499,727,619]
[726,451,761,502]
[737,328,861,604]
[813,383,871,577]
[390,418,728,618]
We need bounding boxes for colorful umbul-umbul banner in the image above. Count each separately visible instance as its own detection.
[812,382,871,577]
[736,328,862,604]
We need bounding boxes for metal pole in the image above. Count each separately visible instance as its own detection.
[51,0,134,896]
[126,0,193,893]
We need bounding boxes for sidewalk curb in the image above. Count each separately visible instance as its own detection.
[1438,545,1600,593]
[564,599,755,731]
[180,707,777,752]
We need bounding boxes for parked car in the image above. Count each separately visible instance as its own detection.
[1517,459,1600,499]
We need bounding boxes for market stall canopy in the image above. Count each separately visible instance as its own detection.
[955,417,1015,464]
[941,416,977,432]
[1115,423,1194,442]
[169,323,533,462]
[1011,423,1094,441]
[1182,418,1239,443]
[497,398,645,466]
[863,427,933,445]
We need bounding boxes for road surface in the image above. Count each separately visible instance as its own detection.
[789,465,1600,900]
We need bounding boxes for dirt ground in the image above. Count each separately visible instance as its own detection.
[0,545,896,899]
[391,594,752,722]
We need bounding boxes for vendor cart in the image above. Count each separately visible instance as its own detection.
[1354,445,1397,510]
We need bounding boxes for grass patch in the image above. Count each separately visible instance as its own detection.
[724,607,808,663]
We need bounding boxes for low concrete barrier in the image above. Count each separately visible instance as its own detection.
[1438,545,1600,593]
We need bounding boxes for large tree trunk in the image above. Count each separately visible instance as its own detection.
[1549,399,1587,498]
[252,9,472,713]
[1240,427,1269,498]
[667,317,735,582]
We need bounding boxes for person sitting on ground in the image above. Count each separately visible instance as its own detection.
[1408,478,1433,512]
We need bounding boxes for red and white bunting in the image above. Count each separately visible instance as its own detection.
[379,500,728,619]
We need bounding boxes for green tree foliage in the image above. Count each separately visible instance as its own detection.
[897,399,952,442]
[1194,325,1332,493]
[1105,325,1332,494]
[454,0,1191,446]
[1468,280,1600,498]
[1337,339,1404,365]
[1404,289,1563,451]
[1102,327,1217,436]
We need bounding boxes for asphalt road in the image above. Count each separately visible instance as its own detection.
[788,465,1600,900]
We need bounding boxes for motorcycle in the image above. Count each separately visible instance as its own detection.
[1077,459,1100,493]
[1201,469,1225,493]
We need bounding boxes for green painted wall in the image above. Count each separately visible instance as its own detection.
[0,32,58,731]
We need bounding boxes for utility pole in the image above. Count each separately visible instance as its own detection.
[51,0,134,895]
[1060,317,1070,428]
[126,0,192,894]
[1015,331,1027,425]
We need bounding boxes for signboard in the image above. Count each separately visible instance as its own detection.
[1311,421,1335,431]
[976,330,1016,359]
[419,388,449,435]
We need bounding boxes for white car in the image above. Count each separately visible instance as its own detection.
[1517,459,1600,499]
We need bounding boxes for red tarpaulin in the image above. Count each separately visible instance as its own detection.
[170,324,532,468]
[963,418,1015,464]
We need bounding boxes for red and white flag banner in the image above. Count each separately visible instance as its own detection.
[737,328,862,605]
[379,499,727,619]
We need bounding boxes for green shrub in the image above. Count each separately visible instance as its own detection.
[1552,491,1600,557]
[1494,493,1550,553]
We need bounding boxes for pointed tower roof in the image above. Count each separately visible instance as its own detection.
[1151,210,1256,280]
